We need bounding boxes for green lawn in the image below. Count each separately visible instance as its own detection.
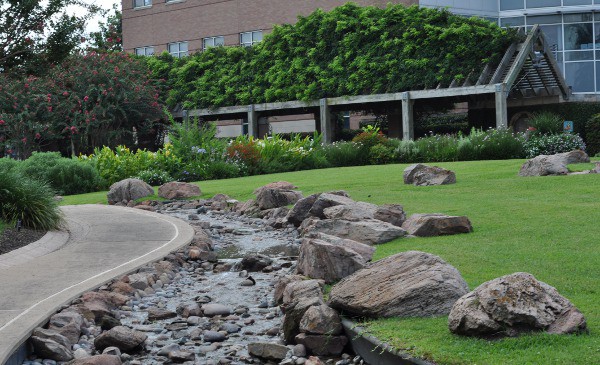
[62,160,599,364]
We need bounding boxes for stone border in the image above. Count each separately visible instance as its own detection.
[341,318,434,365]
[0,206,195,365]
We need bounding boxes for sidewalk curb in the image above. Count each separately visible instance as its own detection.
[1,205,195,365]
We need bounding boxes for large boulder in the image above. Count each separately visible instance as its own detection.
[329,251,469,317]
[158,182,201,199]
[402,213,473,237]
[255,188,303,210]
[31,328,74,361]
[299,304,343,335]
[296,238,368,283]
[448,272,587,337]
[305,232,375,262]
[519,150,590,177]
[254,181,298,195]
[281,280,324,342]
[107,178,154,205]
[300,218,405,245]
[403,164,456,186]
[373,204,407,227]
[48,310,84,345]
[322,202,378,221]
[294,333,348,356]
[94,326,147,352]
[286,194,320,226]
[247,342,290,361]
[308,193,356,218]
[274,275,305,305]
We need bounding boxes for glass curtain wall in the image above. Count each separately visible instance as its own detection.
[499,0,600,93]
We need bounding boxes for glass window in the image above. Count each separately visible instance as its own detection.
[527,15,561,25]
[526,0,561,8]
[565,23,593,50]
[563,0,592,5]
[133,0,151,8]
[168,42,188,58]
[565,51,593,61]
[596,62,600,93]
[240,31,263,47]
[203,36,224,50]
[564,13,593,23]
[134,46,154,56]
[500,0,524,10]
[540,24,563,51]
[501,17,525,27]
[565,62,595,92]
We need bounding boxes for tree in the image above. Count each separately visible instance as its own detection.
[0,0,100,75]
[88,5,122,53]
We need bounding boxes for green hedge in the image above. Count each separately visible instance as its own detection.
[149,4,518,109]
[585,114,600,156]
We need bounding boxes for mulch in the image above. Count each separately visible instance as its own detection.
[0,227,47,255]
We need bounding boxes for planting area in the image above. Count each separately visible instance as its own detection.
[60,159,599,364]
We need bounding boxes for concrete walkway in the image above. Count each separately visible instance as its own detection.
[0,205,194,364]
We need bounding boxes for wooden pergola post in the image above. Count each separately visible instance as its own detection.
[247,105,258,138]
[401,92,414,141]
[495,83,508,129]
[320,98,332,144]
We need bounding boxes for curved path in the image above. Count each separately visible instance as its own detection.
[0,205,194,364]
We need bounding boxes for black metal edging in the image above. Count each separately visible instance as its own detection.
[341,318,436,365]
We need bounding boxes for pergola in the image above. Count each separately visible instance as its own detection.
[175,25,569,143]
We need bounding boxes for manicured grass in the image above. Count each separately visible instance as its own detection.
[62,160,599,364]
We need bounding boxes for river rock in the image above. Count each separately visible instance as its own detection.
[403,164,456,186]
[254,181,298,195]
[31,328,72,354]
[282,280,323,306]
[240,253,273,272]
[107,178,154,205]
[48,310,84,344]
[247,342,290,361]
[305,233,375,262]
[202,303,232,317]
[203,330,227,342]
[286,194,320,226]
[329,251,469,317]
[308,193,356,218]
[77,292,123,321]
[402,213,473,237]
[127,273,149,290]
[168,350,195,362]
[300,218,405,245]
[519,150,590,177]
[274,275,305,305]
[66,354,122,365]
[177,302,202,318]
[299,304,342,335]
[158,181,201,199]
[373,204,407,227]
[30,335,74,362]
[147,307,177,320]
[281,280,324,342]
[296,238,367,283]
[256,188,303,210]
[448,272,587,337]
[294,333,348,356]
[94,326,147,352]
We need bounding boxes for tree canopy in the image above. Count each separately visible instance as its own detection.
[0,0,99,75]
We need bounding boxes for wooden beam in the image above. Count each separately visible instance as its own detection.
[495,83,508,129]
[490,42,517,84]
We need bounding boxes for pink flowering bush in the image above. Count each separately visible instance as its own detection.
[0,52,165,158]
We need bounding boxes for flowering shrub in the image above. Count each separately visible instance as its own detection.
[0,52,164,158]
[135,169,173,186]
[523,133,586,158]
[323,141,369,167]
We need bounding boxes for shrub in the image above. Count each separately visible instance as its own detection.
[523,133,586,158]
[323,141,369,167]
[0,157,19,172]
[16,152,105,195]
[168,116,226,165]
[135,169,173,186]
[369,144,396,165]
[585,114,600,156]
[0,169,63,230]
[465,128,525,160]
[528,111,563,135]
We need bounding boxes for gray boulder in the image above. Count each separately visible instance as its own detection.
[286,193,321,226]
[247,342,290,361]
[107,178,154,205]
[322,202,378,221]
[48,310,84,345]
[299,304,343,335]
[296,238,368,283]
[240,253,273,272]
[294,333,348,356]
[305,232,375,262]
[448,272,587,337]
[255,188,303,210]
[519,150,590,177]
[402,213,473,237]
[158,181,201,199]
[30,335,74,362]
[274,275,305,305]
[94,326,147,352]
[254,181,298,195]
[308,193,356,218]
[202,303,232,317]
[329,251,469,317]
[374,204,407,227]
[281,280,324,342]
[403,164,456,186]
[300,218,405,245]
